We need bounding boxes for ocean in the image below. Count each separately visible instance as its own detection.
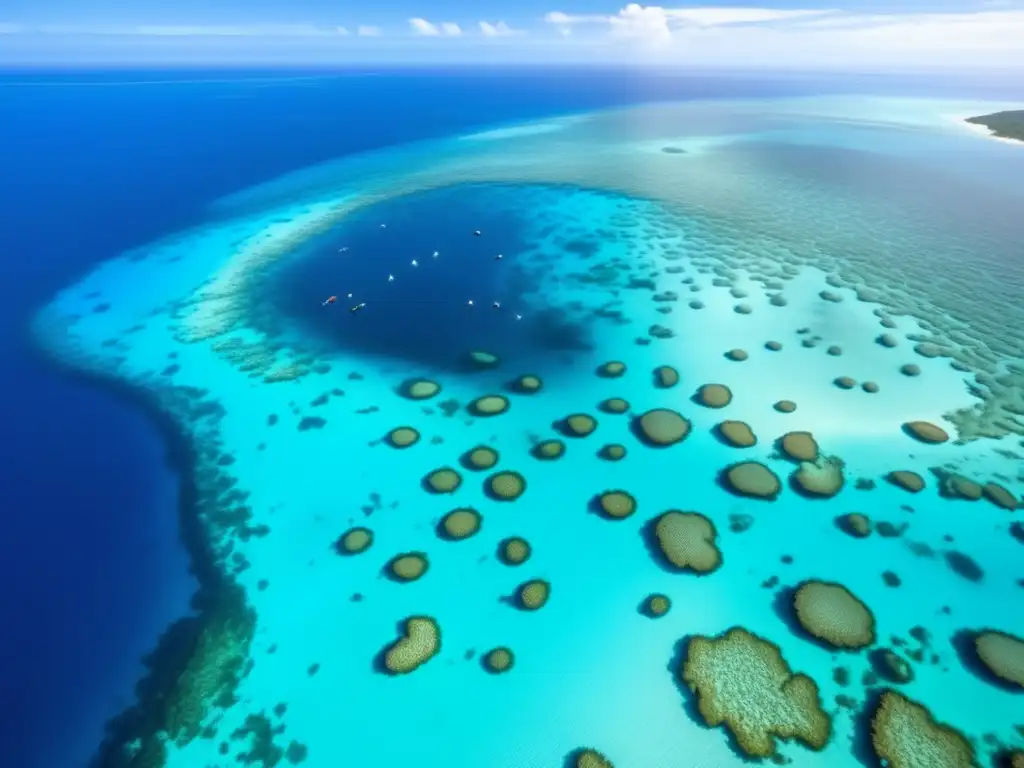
[1,67,1023,768]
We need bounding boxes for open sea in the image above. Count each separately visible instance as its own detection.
[1,67,1023,768]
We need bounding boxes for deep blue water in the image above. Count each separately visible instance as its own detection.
[1,65,1023,768]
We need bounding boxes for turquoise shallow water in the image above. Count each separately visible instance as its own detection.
[33,95,1024,768]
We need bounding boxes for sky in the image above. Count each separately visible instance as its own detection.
[1,1,1023,68]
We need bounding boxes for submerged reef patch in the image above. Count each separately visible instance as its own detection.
[387,552,430,582]
[337,527,374,555]
[400,378,441,400]
[516,579,551,610]
[439,508,482,540]
[532,438,566,460]
[561,413,598,437]
[642,593,672,618]
[681,627,831,758]
[498,537,531,566]
[650,511,722,574]
[722,461,782,499]
[870,690,974,768]
[461,445,499,471]
[716,420,757,448]
[792,580,875,650]
[486,470,527,501]
[792,456,846,498]
[596,490,637,520]
[483,647,515,674]
[696,383,732,408]
[635,408,691,446]
[599,397,630,415]
[469,394,510,417]
[887,470,925,493]
[903,420,950,444]
[424,467,463,494]
[386,426,420,448]
[572,748,615,768]
[779,431,819,462]
[973,630,1024,689]
[382,616,441,675]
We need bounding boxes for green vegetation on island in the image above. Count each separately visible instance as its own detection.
[965,110,1024,142]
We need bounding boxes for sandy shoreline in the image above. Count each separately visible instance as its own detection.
[944,113,1024,147]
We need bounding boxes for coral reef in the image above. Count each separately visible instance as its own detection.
[469,350,499,368]
[780,431,819,462]
[599,397,630,414]
[652,511,721,573]
[562,413,598,437]
[513,374,543,393]
[599,443,627,461]
[792,456,846,498]
[597,360,627,378]
[498,537,531,566]
[722,462,782,499]
[887,470,925,493]
[643,593,672,617]
[654,365,680,388]
[469,394,510,416]
[487,470,526,501]
[697,384,733,408]
[635,408,691,446]
[462,445,498,470]
[774,400,797,413]
[974,630,1024,689]
[483,647,514,674]
[400,379,441,400]
[836,513,871,538]
[870,690,974,768]
[387,553,429,582]
[516,579,551,610]
[424,467,462,493]
[983,482,1020,510]
[439,508,482,540]
[532,439,566,459]
[792,580,875,649]
[574,749,614,768]
[382,616,441,675]
[597,490,637,520]
[386,426,420,448]
[716,420,757,447]
[903,420,950,444]
[337,527,373,555]
[725,349,749,361]
[680,627,831,758]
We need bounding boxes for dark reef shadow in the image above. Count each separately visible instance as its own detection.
[666,636,751,762]
[951,630,1022,694]
[944,550,985,582]
[29,352,244,768]
[850,687,883,767]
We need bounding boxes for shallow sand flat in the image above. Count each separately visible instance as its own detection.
[32,96,1024,768]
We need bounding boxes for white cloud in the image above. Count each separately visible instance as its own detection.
[357,25,380,37]
[408,18,462,36]
[543,4,1024,63]
[479,21,521,37]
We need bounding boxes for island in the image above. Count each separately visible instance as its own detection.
[965,111,1024,142]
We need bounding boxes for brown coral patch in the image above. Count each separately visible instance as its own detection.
[792,456,846,498]
[382,616,441,675]
[596,490,637,520]
[887,470,925,493]
[983,482,1019,510]
[634,408,691,446]
[650,511,722,574]
[779,431,818,462]
[974,630,1024,689]
[697,383,733,408]
[716,421,756,448]
[792,580,875,649]
[903,420,949,444]
[870,690,974,768]
[680,627,831,758]
[722,461,782,500]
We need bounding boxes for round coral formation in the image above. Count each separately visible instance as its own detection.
[652,511,722,573]
[681,627,831,758]
[834,376,856,389]
[337,527,373,555]
[983,483,1019,510]
[463,445,499,470]
[765,340,783,351]
[498,537,531,566]
[597,490,637,520]
[697,383,733,408]
[900,363,922,377]
[942,474,982,500]
[862,381,880,393]
[780,431,819,462]
[386,426,420,448]
[563,413,598,437]
[469,394,510,416]
[513,374,543,394]
[887,470,925,493]
[599,443,627,461]
[597,360,627,378]
[516,579,550,610]
[483,647,515,674]
[575,749,614,768]
[903,420,949,444]
[837,513,871,538]
[388,552,429,582]
[532,439,565,460]
[973,630,1024,689]
[654,365,680,388]
[635,408,691,446]
[440,508,482,540]
[792,456,846,498]
[644,593,672,617]
[424,467,462,493]
[774,400,797,413]
[722,462,782,499]
[792,580,875,649]
[400,378,441,400]
[725,349,749,361]
[600,397,630,414]
[469,350,500,368]
[717,421,757,447]
[382,616,441,675]
[870,691,974,768]
[487,471,526,501]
